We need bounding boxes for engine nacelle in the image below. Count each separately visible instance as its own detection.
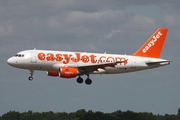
[47,70,59,76]
[60,67,79,78]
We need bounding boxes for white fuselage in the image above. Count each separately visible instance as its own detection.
[7,50,170,74]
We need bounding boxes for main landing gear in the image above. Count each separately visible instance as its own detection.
[76,74,92,85]
[85,78,92,85]
[28,70,34,81]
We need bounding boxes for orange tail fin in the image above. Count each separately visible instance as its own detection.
[132,28,168,58]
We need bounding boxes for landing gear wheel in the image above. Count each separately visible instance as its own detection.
[85,78,92,85]
[28,76,33,81]
[28,70,34,81]
[77,77,83,84]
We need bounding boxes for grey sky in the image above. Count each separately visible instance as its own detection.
[1,0,180,115]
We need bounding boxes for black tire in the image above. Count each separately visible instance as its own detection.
[28,77,33,81]
[85,78,92,85]
[77,77,83,84]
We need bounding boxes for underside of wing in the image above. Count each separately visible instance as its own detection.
[69,61,123,70]
[53,61,123,72]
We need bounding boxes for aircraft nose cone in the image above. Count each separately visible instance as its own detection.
[7,58,15,66]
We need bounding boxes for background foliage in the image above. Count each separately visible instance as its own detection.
[0,108,180,120]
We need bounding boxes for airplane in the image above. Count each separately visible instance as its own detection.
[7,28,170,85]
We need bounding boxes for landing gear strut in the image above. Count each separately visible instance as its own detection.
[85,73,92,85]
[28,70,34,81]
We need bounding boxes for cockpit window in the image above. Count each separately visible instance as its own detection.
[15,54,24,57]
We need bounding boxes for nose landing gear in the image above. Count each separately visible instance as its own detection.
[28,76,33,81]
[28,70,34,81]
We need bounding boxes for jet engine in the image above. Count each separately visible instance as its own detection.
[47,67,79,78]
[60,67,79,78]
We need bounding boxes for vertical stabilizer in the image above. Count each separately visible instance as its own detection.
[132,28,168,58]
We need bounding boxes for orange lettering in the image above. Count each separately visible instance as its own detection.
[71,53,80,62]
[56,54,63,62]
[37,52,128,66]
[115,57,128,65]
[107,56,115,62]
[38,53,45,60]
[89,54,97,64]
[63,54,72,64]
[99,56,106,63]
[46,53,54,61]
[124,59,128,65]
[81,55,89,63]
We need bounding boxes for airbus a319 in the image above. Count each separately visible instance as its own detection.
[7,28,170,85]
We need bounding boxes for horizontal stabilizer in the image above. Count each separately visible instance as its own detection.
[146,61,171,66]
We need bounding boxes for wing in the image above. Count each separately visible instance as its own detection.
[69,61,124,73]
[53,61,123,72]
[70,61,122,67]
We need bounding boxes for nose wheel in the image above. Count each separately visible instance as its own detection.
[28,70,34,81]
[28,76,33,81]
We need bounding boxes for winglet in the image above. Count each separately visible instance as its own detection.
[132,28,168,58]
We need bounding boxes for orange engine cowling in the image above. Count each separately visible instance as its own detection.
[47,70,59,76]
[60,67,79,78]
